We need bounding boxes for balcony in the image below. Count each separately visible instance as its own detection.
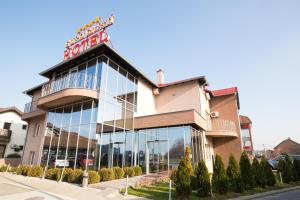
[22,101,46,120]
[0,129,12,142]
[206,118,238,138]
[37,72,99,109]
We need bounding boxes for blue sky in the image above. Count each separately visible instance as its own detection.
[0,1,300,150]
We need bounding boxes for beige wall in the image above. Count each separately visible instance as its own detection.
[22,114,46,165]
[210,94,243,166]
[155,81,202,114]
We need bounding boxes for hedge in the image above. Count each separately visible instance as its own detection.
[99,168,114,181]
[88,170,100,184]
[28,166,43,177]
[133,166,142,176]
[113,167,124,179]
[124,167,135,177]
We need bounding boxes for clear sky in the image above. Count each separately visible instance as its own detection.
[0,1,299,150]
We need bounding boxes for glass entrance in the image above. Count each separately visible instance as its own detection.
[146,139,168,174]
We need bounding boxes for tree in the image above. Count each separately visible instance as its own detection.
[293,160,300,182]
[261,156,275,186]
[239,151,254,190]
[212,155,229,194]
[252,158,266,188]
[195,160,211,197]
[278,155,293,183]
[185,146,193,175]
[175,157,191,199]
[227,154,244,192]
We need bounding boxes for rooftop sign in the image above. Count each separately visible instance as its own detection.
[64,15,115,60]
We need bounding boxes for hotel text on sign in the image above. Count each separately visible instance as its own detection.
[64,15,115,61]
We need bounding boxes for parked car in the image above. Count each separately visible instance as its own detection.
[77,155,94,168]
[268,154,300,169]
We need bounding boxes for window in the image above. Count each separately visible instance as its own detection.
[29,151,35,165]
[22,125,27,130]
[0,145,6,158]
[34,123,40,137]
[3,122,11,130]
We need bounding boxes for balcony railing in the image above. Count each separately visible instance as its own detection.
[207,118,237,133]
[41,72,98,97]
[24,100,38,113]
[0,129,12,142]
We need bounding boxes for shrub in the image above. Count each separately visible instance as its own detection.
[278,155,293,183]
[28,166,43,177]
[68,169,83,184]
[46,168,61,181]
[239,152,254,190]
[252,158,266,188]
[6,153,21,158]
[195,160,211,197]
[0,165,8,172]
[175,157,191,199]
[212,155,228,194]
[190,175,199,190]
[99,168,115,181]
[8,167,17,173]
[62,168,73,182]
[227,154,244,192]
[113,167,124,179]
[123,167,135,177]
[88,170,100,184]
[133,166,142,176]
[170,169,178,183]
[16,165,31,176]
[293,160,300,181]
[184,146,193,175]
[261,156,275,186]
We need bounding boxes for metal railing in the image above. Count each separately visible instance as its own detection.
[207,118,237,133]
[24,100,38,113]
[41,72,99,97]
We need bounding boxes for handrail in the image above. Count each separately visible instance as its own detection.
[207,118,237,133]
[41,72,99,97]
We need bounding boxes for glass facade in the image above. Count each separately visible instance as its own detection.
[41,55,205,174]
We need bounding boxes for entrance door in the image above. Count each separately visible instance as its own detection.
[146,139,168,174]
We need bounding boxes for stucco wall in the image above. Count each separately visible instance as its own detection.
[210,94,243,166]
[22,114,46,165]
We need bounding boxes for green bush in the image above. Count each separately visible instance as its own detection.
[278,155,293,183]
[68,169,83,184]
[133,166,142,176]
[252,158,266,188]
[99,168,115,181]
[227,154,244,192]
[195,160,211,197]
[88,170,100,184]
[123,167,135,177]
[190,175,199,190]
[62,168,73,182]
[293,160,300,181]
[113,167,124,179]
[16,165,31,176]
[46,168,62,181]
[170,169,178,183]
[8,167,17,173]
[185,146,193,175]
[175,157,191,199]
[239,152,254,190]
[212,155,228,194]
[261,156,275,186]
[28,166,43,177]
[0,165,8,172]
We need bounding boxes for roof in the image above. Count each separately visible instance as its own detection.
[240,115,252,124]
[208,87,240,109]
[0,107,23,116]
[274,138,300,150]
[157,76,208,88]
[23,81,47,96]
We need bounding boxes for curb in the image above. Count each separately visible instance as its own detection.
[230,185,300,200]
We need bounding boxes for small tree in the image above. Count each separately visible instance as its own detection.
[278,156,293,183]
[293,160,300,181]
[261,156,275,186]
[212,155,229,194]
[227,154,244,192]
[195,160,211,197]
[185,146,193,175]
[239,151,254,190]
[175,157,191,199]
[252,158,266,188]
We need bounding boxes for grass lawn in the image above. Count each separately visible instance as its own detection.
[123,182,300,200]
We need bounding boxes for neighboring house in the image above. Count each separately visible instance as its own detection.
[21,42,244,173]
[0,107,27,166]
[240,115,254,155]
[272,138,300,158]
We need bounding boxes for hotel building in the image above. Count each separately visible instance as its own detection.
[21,42,243,173]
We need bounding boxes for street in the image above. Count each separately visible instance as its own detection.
[255,189,300,200]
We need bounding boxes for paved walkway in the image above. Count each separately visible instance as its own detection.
[0,173,147,200]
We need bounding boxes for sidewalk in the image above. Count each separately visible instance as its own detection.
[0,173,147,200]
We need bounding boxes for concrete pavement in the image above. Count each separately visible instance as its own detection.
[0,173,147,200]
[254,189,300,199]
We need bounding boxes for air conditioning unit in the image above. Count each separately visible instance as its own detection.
[11,144,20,149]
[210,112,219,118]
